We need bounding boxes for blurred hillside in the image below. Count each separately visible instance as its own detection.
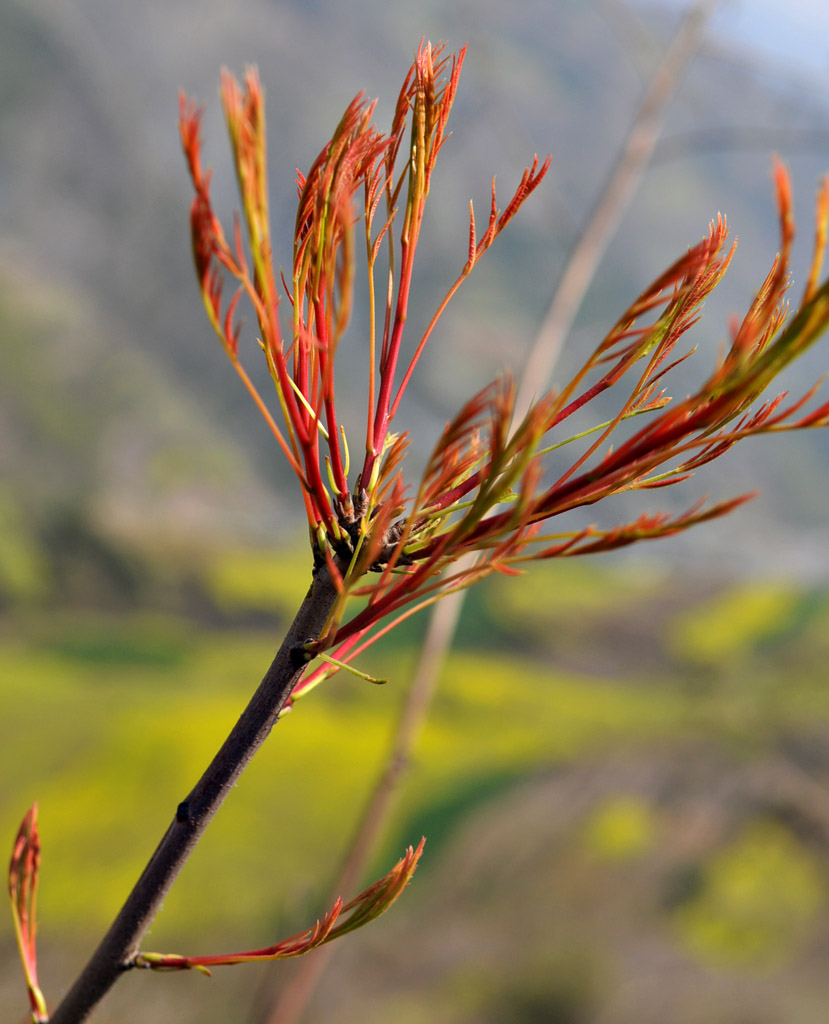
[2,0,829,594]
[6,4,829,1023]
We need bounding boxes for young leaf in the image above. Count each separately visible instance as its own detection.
[135,839,424,974]
[9,804,48,1024]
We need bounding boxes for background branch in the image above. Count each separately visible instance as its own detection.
[262,582,465,1024]
[261,3,717,1020]
[514,0,719,420]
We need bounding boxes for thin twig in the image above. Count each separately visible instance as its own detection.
[262,5,717,1021]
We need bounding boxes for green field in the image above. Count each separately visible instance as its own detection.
[4,554,829,1023]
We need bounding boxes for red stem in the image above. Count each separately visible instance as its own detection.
[362,239,415,487]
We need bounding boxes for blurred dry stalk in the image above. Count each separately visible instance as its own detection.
[14,20,829,1024]
[263,4,718,1020]
[515,0,720,419]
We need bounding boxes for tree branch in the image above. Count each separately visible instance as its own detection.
[49,560,343,1024]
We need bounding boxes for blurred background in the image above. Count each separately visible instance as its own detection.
[4,0,829,1021]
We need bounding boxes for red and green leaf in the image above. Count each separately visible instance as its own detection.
[135,840,424,974]
[9,805,48,1023]
[183,47,829,694]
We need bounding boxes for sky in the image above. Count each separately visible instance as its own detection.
[644,0,829,86]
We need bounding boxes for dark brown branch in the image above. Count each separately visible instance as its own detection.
[49,561,343,1024]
